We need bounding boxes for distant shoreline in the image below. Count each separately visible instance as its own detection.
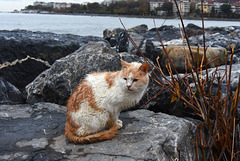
[3,11,240,22]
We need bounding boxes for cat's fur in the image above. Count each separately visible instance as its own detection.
[65,60,149,144]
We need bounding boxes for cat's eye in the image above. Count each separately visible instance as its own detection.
[133,79,138,82]
[124,78,127,80]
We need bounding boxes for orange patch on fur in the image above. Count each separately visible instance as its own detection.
[65,80,103,141]
[66,80,102,113]
[105,71,120,88]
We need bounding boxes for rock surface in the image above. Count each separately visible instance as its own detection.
[0,102,199,161]
[205,64,240,92]
[160,45,226,73]
[0,77,24,105]
[0,30,104,91]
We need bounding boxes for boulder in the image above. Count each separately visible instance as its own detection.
[116,31,129,52]
[139,39,162,63]
[147,25,181,42]
[103,28,125,47]
[205,64,240,93]
[185,23,203,37]
[128,24,148,34]
[186,29,204,37]
[127,32,145,54]
[0,77,24,105]
[25,41,160,106]
[0,102,200,161]
[0,30,103,91]
[186,23,202,30]
[149,25,177,32]
[160,45,226,73]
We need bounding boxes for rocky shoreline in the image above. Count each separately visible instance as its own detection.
[0,24,239,160]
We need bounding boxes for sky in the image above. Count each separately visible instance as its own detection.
[0,0,102,12]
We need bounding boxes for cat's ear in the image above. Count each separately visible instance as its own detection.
[139,63,149,74]
[121,60,130,69]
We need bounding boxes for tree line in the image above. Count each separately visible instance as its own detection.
[26,0,151,15]
[25,0,240,18]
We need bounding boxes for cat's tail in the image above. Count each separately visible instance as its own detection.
[65,119,120,144]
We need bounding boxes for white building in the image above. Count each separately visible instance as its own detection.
[54,3,72,9]
[33,1,46,6]
[102,0,126,6]
[232,4,240,13]
[149,1,164,11]
[172,0,190,15]
[33,1,72,9]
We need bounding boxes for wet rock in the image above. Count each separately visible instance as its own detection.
[0,77,24,105]
[103,28,125,47]
[128,24,148,34]
[186,23,202,30]
[140,39,161,63]
[0,102,66,161]
[206,64,240,92]
[229,32,239,37]
[128,32,145,53]
[149,25,177,32]
[147,25,181,42]
[187,29,204,37]
[103,29,112,40]
[0,30,103,91]
[116,31,129,52]
[0,102,200,161]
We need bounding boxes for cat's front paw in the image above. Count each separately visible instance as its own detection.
[116,120,123,129]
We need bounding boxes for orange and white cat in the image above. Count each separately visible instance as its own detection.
[65,60,149,144]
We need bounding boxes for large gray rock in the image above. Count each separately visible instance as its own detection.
[128,24,148,34]
[205,64,240,93]
[25,41,159,106]
[0,77,24,105]
[0,102,199,161]
[0,30,103,91]
[128,32,145,54]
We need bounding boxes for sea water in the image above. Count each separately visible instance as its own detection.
[0,12,240,37]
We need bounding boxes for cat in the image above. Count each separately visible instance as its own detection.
[65,59,149,144]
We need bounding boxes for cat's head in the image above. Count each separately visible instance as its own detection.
[119,60,149,92]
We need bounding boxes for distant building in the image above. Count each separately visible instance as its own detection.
[196,0,240,14]
[102,0,126,6]
[172,0,191,15]
[33,1,73,9]
[33,1,46,6]
[54,3,72,9]
[196,1,213,13]
[232,2,240,13]
[149,1,164,11]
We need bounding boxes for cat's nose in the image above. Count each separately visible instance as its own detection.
[127,85,131,89]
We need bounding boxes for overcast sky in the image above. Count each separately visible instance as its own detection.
[0,0,102,12]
